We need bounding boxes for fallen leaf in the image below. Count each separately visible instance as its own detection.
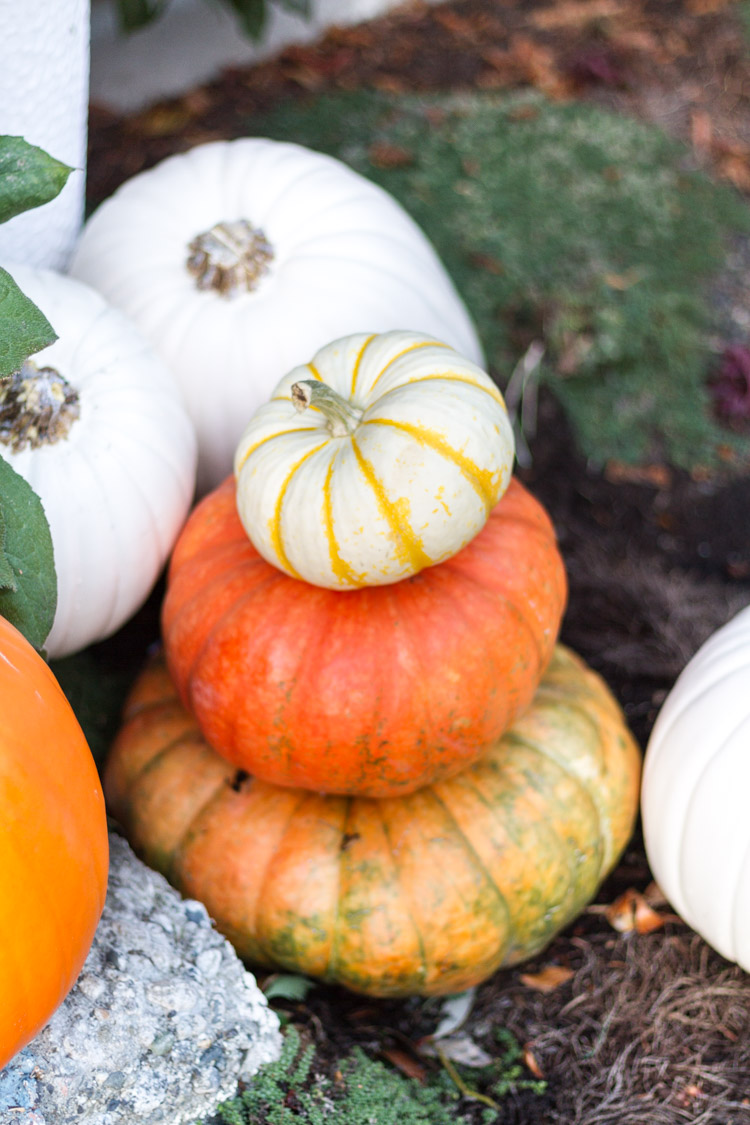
[428,1034,494,1068]
[433,988,477,1040]
[717,153,750,193]
[368,142,415,169]
[523,1046,545,1079]
[530,0,622,30]
[604,461,672,488]
[604,888,668,934]
[382,1047,427,1083]
[468,252,505,275]
[642,880,669,907]
[603,268,642,290]
[520,965,574,992]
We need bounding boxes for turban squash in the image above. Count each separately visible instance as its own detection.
[105,646,640,998]
[234,330,515,590]
[0,616,109,1067]
[161,474,567,796]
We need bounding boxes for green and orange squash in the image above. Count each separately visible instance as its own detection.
[105,646,640,998]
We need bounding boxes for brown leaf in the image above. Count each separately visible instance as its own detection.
[690,109,713,156]
[604,888,668,934]
[718,153,750,193]
[530,0,622,30]
[604,461,672,488]
[520,965,574,992]
[381,1047,427,1083]
[468,252,505,275]
[523,1046,545,1079]
[603,268,642,290]
[368,142,415,169]
[509,36,573,100]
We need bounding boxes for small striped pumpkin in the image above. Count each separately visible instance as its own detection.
[105,646,640,997]
[234,331,515,590]
[161,473,566,796]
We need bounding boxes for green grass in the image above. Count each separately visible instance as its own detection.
[208,1025,547,1125]
[249,90,750,468]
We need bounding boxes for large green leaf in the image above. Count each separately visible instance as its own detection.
[224,0,267,39]
[0,136,72,225]
[0,267,57,379]
[0,456,56,651]
[116,0,169,31]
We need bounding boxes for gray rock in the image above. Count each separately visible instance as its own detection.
[0,833,282,1124]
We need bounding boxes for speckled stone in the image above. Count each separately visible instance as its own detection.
[0,833,282,1124]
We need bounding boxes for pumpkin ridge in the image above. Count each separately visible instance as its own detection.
[366,339,449,396]
[350,437,432,575]
[326,795,352,982]
[349,334,377,398]
[234,424,321,474]
[322,456,361,588]
[179,567,286,714]
[360,417,499,511]
[373,372,507,406]
[268,441,330,579]
[376,798,429,988]
[424,785,514,937]
[675,709,750,903]
[499,730,607,882]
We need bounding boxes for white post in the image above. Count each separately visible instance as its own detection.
[0,0,90,270]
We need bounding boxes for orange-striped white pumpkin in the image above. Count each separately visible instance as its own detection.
[234,330,515,589]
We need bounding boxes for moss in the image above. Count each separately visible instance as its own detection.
[209,1025,547,1125]
[249,90,750,469]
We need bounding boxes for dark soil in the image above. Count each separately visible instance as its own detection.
[86,1,750,1121]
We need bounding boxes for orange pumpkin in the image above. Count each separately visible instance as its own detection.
[0,617,109,1068]
[161,476,567,797]
[105,646,640,997]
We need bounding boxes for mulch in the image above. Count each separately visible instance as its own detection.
[87,1,750,1120]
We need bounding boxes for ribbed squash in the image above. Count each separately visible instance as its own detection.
[161,475,567,796]
[105,646,641,998]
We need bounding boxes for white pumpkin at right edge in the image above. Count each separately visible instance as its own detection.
[69,138,484,494]
[641,604,750,970]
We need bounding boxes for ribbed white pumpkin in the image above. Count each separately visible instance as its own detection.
[234,330,515,589]
[69,138,484,494]
[641,604,750,970]
[0,265,197,658]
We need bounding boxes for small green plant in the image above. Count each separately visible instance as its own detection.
[116,0,311,40]
[250,90,750,469]
[211,1025,547,1125]
[0,136,69,648]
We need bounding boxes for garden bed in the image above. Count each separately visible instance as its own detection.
[72,0,750,1121]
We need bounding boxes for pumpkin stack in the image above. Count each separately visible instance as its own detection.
[105,329,641,998]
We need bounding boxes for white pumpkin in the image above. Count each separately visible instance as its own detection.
[641,604,750,970]
[234,330,515,589]
[0,264,197,658]
[69,138,484,494]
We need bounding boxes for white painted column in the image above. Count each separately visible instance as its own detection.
[0,0,90,270]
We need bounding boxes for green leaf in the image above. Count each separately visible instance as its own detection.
[0,136,73,225]
[116,0,169,32]
[0,455,56,650]
[0,267,57,379]
[223,0,268,39]
[278,0,312,15]
[262,973,317,1002]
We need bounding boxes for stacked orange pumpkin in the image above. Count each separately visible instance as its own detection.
[106,331,641,997]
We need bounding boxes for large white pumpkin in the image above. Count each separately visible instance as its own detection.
[69,138,484,493]
[0,265,197,658]
[641,604,750,970]
[234,330,515,589]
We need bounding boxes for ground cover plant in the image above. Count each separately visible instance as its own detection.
[71,0,750,1120]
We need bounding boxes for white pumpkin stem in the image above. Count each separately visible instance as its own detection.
[186,220,274,296]
[0,360,80,452]
[291,380,364,437]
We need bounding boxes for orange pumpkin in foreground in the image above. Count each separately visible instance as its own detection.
[161,476,567,796]
[106,646,640,997]
[0,617,109,1068]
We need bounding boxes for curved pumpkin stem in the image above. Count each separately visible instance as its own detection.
[291,379,364,438]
